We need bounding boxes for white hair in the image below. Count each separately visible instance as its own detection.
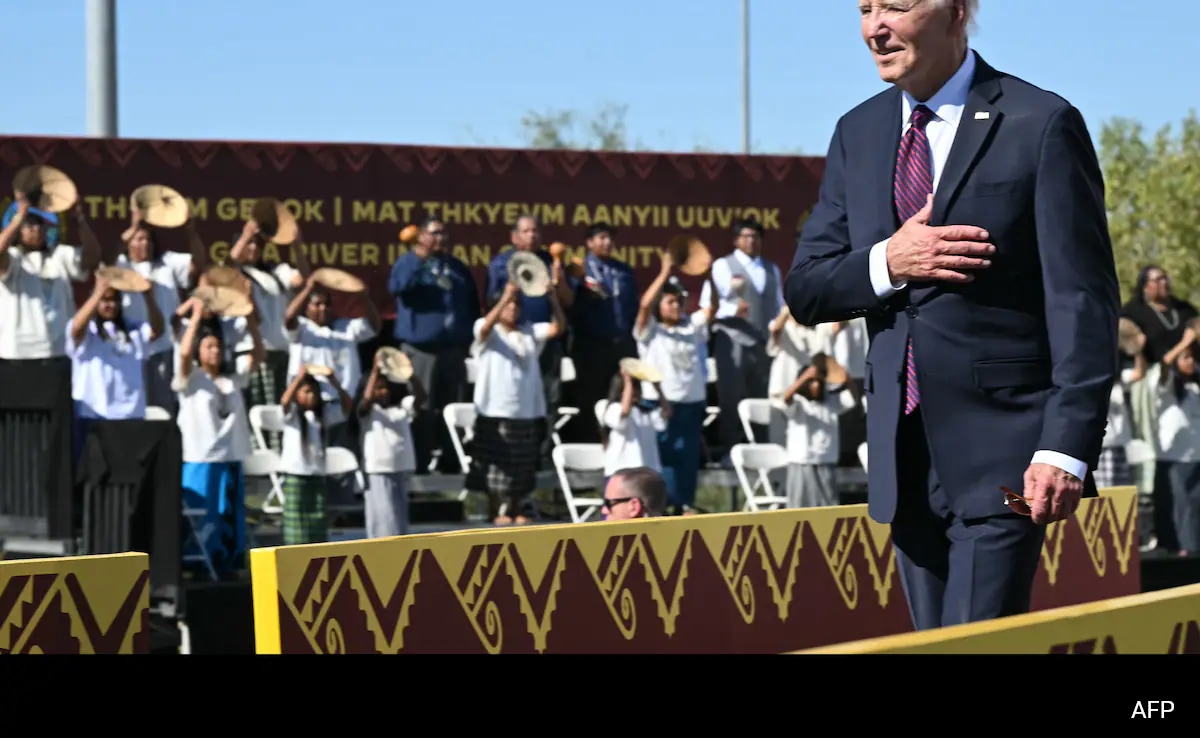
[932,0,979,35]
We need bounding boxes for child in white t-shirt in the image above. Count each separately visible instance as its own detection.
[465,281,566,525]
[358,349,423,538]
[602,369,669,479]
[173,297,257,577]
[778,354,858,509]
[278,365,351,545]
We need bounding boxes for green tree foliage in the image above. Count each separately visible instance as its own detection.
[520,103,630,150]
[1100,111,1200,302]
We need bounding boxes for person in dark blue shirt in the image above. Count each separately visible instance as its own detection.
[387,216,480,472]
[567,222,639,443]
[484,214,575,463]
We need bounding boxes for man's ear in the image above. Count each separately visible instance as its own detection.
[631,497,645,518]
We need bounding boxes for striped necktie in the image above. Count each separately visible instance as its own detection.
[894,104,934,415]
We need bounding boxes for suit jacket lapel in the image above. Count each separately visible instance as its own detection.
[931,56,1003,225]
[872,89,905,238]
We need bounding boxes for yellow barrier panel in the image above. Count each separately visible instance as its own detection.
[0,552,150,654]
[250,486,1139,654]
[795,583,1200,654]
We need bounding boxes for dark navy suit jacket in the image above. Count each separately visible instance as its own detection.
[785,54,1120,524]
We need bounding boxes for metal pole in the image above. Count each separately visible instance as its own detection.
[86,0,118,137]
[740,0,750,155]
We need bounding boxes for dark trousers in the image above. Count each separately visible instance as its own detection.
[891,407,1045,631]
[712,331,770,451]
[1151,461,1180,551]
[539,339,564,459]
[401,342,470,473]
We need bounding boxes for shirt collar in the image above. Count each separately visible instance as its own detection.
[901,48,976,129]
[733,249,760,267]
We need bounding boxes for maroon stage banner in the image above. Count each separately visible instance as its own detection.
[0,136,824,318]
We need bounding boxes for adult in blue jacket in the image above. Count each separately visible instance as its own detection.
[388,217,480,472]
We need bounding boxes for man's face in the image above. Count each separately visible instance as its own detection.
[603,476,644,521]
[423,222,449,253]
[860,0,961,90]
[587,231,614,259]
[511,217,541,251]
[734,227,762,257]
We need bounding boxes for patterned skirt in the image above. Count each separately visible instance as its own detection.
[465,415,543,501]
[246,350,289,452]
[1095,446,1133,490]
[282,474,328,546]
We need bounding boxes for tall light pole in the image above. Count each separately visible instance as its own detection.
[86,0,118,137]
[740,0,750,155]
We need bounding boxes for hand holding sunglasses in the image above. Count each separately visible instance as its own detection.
[1001,461,1083,524]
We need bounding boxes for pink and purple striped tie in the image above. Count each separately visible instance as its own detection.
[894,105,934,415]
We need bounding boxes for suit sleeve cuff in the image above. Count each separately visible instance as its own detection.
[868,239,905,299]
[1031,450,1088,480]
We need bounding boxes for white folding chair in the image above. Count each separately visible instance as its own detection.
[553,358,580,446]
[242,450,281,548]
[1124,439,1155,467]
[594,399,610,428]
[552,443,607,523]
[324,447,360,477]
[857,442,869,474]
[552,407,579,446]
[144,405,171,420]
[730,443,790,512]
[321,446,365,524]
[703,406,721,428]
[561,357,578,383]
[181,506,219,582]
[736,398,774,443]
[248,405,287,514]
[443,402,476,501]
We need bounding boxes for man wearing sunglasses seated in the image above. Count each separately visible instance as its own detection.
[602,466,668,520]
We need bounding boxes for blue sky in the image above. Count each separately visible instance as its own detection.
[5,1,1193,155]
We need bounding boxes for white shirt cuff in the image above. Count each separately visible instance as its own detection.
[868,239,906,299]
[1031,450,1088,480]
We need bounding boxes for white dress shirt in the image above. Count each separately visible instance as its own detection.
[865,49,1088,481]
[699,249,786,320]
[117,251,193,358]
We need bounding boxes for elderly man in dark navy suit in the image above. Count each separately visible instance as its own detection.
[786,0,1119,630]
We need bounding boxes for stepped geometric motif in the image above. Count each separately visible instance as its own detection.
[0,555,148,655]
[702,522,803,623]
[442,540,569,654]
[806,514,897,611]
[256,489,1140,654]
[574,529,694,639]
[1079,489,1138,578]
[284,552,423,654]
